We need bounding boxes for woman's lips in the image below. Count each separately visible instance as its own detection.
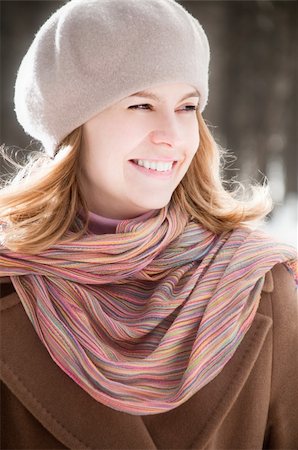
[128,160,177,179]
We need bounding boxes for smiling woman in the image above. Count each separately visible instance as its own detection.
[0,1,297,449]
[79,82,200,219]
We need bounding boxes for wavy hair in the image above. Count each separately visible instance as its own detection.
[0,112,272,254]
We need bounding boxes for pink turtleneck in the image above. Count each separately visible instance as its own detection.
[86,209,157,234]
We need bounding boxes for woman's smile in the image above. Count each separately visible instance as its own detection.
[128,159,179,179]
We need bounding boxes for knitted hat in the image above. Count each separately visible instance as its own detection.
[14,0,210,156]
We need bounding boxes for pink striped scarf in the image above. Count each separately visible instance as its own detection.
[0,201,297,415]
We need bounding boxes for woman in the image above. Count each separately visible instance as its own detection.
[1,0,297,449]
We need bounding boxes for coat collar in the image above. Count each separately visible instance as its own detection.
[1,284,272,449]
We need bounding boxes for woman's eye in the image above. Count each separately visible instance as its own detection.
[181,105,199,112]
[128,104,152,110]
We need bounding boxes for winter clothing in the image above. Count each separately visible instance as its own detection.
[1,263,298,449]
[0,201,296,415]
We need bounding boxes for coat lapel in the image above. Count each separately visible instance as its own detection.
[1,287,272,449]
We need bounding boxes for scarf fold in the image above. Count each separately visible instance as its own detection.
[0,201,297,415]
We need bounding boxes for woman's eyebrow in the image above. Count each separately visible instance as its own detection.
[127,90,200,102]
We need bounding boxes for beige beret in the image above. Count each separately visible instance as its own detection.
[14,0,210,156]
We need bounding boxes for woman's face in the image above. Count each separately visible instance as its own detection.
[80,82,200,219]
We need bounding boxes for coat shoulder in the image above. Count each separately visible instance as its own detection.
[257,262,297,329]
[268,262,297,310]
[261,261,296,294]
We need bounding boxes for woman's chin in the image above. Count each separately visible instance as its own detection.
[133,197,172,211]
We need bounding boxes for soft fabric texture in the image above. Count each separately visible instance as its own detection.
[83,208,156,235]
[0,201,296,415]
[14,0,210,156]
[1,264,298,449]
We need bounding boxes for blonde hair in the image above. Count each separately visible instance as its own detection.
[0,112,272,254]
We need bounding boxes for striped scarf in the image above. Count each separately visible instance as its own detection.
[0,201,297,415]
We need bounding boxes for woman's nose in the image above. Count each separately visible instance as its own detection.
[149,114,182,147]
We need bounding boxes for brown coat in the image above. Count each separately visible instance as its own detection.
[1,263,297,450]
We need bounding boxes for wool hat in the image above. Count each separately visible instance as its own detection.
[14,0,210,156]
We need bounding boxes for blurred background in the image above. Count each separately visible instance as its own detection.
[1,0,297,246]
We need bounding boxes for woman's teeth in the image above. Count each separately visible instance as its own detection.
[133,159,173,172]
